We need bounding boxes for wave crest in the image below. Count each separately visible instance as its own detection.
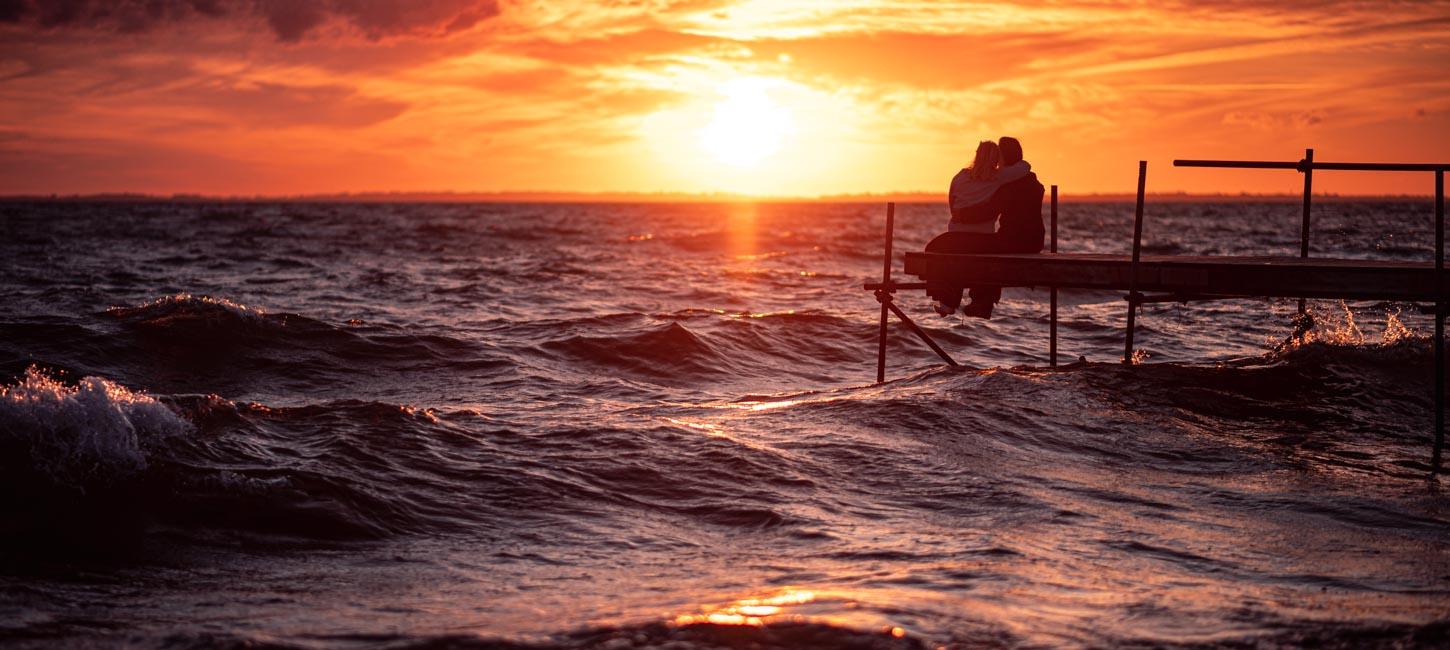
[0,367,189,493]
[104,293,328,337]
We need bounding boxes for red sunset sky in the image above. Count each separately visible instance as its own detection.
[1,0,1447,197]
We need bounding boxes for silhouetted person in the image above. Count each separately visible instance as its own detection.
[925,136,1045,318]
[945,140,1028,235]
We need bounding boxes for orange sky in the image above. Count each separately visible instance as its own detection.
[1,0,1447,196]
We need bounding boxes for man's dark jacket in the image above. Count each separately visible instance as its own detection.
[993,172,1045,252]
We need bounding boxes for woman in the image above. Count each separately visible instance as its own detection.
[932,140,1033,316]
[946,140,1032,234]
[946,140,1004,234]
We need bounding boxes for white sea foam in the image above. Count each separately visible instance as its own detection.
[0,367,190,491]
[105,293,273,326]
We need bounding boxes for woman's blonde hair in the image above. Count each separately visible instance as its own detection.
[966,140,1000,181]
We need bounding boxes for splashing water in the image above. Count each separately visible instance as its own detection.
[1275,300,1427,352]
[0,367,189,493]
[1382,309,1417,345]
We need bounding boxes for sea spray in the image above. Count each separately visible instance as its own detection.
[1271,300,1428,354]
[0,367,189,494]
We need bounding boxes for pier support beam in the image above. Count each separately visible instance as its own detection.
[876,203,894,383]
[1123,161,1147,364]
[1050,185,1059,367]
[875,291,960,369]
[1436,170,1445,474]
[1298,148,1314,318]
[872,202,958,383]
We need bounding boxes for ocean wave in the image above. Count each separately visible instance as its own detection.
[481,220,589,242]
[0,370,465,541]
[89,294,510,393]
[0,367,189,495]
[528,314,888,388]
[103,293,338,348]
[727,333,1440,478]
[661,308,853,325]
[155,395,549,540]
[44,616,1450,649]
[538,321,735,381]
[91,621,929,650]
[0,365,817,543]
[104,294,487,359]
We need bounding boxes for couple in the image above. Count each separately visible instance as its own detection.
[928,136,1045,319]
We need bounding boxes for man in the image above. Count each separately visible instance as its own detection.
[925,136,1046,319]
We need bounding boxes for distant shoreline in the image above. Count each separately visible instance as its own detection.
[0,191,1438,204]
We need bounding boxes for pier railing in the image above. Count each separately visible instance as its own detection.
[1171,151,1447,471]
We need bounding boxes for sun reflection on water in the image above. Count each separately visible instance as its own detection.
[672,588,817,627]
[742,398,808,412]
[726,202,759,260]
[669,588,916,643]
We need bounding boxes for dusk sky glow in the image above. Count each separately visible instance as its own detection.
[2,0,1447,196]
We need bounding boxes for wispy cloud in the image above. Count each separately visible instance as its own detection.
[0,0,501,41]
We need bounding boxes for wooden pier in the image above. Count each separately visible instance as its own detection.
[898,253,1446,302]
[866,151,1448,473]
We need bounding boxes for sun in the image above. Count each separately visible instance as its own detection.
[699,79,794,167]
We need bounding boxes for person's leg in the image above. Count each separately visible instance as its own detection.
[927,286,964,313]
[963,236,1045,316]
[968,285,1001,305]
[924,232,995,312]
[955,234,1010,316]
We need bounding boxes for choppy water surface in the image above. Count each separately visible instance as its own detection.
[1,200,1447,648]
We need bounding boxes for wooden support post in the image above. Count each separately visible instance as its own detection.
[878,292,960,368]
[1124,161,1147,364]
[1298,148,1314,317]
[1436,170,1444,473]
[1050,185,1059,367]
[876,203,895,383]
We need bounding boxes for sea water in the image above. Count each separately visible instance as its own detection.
[1,200,1447,648]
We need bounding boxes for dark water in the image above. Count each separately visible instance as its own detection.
[1,200,1447,649]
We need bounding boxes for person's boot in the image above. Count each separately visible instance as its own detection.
[961,300,994,319]
[933,300,956,317]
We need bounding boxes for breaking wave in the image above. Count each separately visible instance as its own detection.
[0,367,189,494]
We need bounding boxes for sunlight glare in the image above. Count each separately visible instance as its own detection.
[673,589,818,627]
[700,79,794,167]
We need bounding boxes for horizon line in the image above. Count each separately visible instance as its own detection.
[0,190,1440,204]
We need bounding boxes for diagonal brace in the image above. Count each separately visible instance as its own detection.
[874,290,960,368]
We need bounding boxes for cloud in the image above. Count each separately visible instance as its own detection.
[0,128,413,194]
[0,0,500,41]
[1222,109,1329,131]
[176,80,410,128]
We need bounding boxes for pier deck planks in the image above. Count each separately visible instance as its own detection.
[903,252,1447,301]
